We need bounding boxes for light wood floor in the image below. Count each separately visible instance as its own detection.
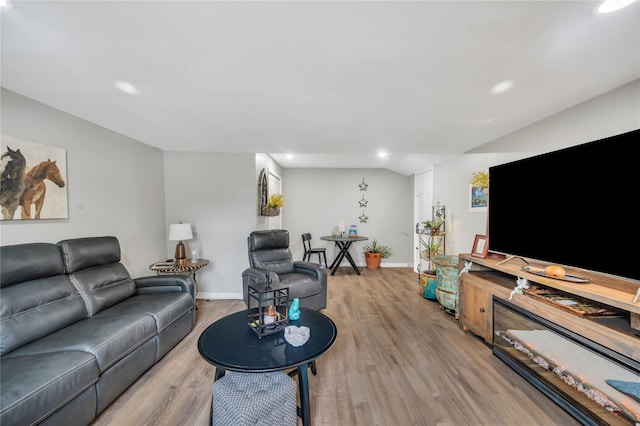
[91,267,579,426]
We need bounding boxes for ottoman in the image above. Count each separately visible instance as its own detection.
[211,371,297,426]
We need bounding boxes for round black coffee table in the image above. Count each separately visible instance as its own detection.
[198,308,337,426]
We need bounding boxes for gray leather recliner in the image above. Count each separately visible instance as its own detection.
[242,230,327,311]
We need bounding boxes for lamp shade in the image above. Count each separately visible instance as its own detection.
[169,223,193,241]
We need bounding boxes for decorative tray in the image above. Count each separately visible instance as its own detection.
[526,285,624,317]
[521,265,590,283]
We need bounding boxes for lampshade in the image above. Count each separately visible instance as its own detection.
[169,223,193,241]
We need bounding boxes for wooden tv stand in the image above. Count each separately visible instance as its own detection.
[458,253,640,361]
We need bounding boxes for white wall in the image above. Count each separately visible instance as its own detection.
[432,79,640,258]
[0,89,167,277]
[282,168,414,266]
[163,152,256,299]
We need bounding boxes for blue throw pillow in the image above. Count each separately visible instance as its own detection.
[606,379,640,403]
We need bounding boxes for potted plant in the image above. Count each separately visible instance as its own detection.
[362,239,393,270]
[262,193,284,216]
[420,239,441,259]
[422,218,444,235]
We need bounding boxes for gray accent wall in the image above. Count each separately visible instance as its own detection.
[0,89,167,278]
[282,168,414,267]
[163,152,256,298]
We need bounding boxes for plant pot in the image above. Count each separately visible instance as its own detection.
[365,252,382,269]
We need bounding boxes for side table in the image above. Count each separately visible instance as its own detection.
[149,259,209,302]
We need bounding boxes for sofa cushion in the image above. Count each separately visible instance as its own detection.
[0,243,87,356]
[0,243,64,287]
[0,351,98,426]
[248,230,295,275]
[57,236,137,316]
[94,293,195,333]
[6,314,156,373]
[69,263,137,316]
[57,236,121,275]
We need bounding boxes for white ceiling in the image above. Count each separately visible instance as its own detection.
[2,1,639,175]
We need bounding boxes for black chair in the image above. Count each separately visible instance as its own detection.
[242,230,327,311]
[302,233,327,268]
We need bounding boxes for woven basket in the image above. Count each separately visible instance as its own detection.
[262,206,281,217]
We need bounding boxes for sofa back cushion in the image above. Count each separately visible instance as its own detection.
[248,230,295,275]
[57,236,136,316]
[0,243,87,356]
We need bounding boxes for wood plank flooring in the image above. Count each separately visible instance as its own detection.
[91,267,580,426]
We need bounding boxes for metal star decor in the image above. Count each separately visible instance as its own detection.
[359,211,368,223]
[359,178,368,191]
[359,195,368,208]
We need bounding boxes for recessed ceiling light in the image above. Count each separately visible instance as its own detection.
[378,151,388,158]
[490,80,514,96]
[598,0,636,13]
[0,0,7,7]
[286,154,294,159]
[114,80,139,95]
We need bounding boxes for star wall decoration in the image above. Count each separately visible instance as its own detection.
[359,195,368,208]
[359,178,368,191]
[359,210,368,223]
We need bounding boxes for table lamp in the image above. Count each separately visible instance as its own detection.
[169,222,193,266]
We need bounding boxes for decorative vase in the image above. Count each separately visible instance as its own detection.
[365,252,382,269]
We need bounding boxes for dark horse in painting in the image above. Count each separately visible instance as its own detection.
[1,146,27,220]
[20,159,66,219]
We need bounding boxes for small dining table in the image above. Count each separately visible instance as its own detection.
[320,235,368,275]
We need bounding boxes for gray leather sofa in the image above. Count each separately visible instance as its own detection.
[242,230,327,311]
[0,236,196,426]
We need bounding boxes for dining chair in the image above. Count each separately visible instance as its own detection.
[301,233,327,268]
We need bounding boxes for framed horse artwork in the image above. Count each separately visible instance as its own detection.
[1,135,68,220]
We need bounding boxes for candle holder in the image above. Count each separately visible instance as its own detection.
[247,274,289,338]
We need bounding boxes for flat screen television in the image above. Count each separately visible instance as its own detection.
[488,128,640,282]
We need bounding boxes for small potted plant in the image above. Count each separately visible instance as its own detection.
[422,218,444,235]
[363,239,393,270]
[420,239,441,259]
[262,193,284,216]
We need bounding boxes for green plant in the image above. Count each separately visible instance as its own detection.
[420,239,441,258]
[470,171,489,188]
[266,193,284,208]
[422,218,444,229]
[363,239,393,259]
[420,239,440,253]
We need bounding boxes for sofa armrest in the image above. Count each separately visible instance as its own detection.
[242,267,280,285]
[293,261,327,282]
[134,275,195,300]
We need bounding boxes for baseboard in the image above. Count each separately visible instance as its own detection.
[196,292,243,300]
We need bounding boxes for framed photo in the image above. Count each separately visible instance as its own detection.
[471,234,489,258]
[469,184,488,212]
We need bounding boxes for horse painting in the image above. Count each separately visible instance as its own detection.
[1,146,27,220]
[20,159,66,219]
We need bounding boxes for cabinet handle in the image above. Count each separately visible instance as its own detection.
[479,308,485,313]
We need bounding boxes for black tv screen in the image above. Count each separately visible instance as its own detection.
[488,128,640,282]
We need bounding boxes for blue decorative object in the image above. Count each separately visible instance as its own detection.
[606,379,640,403]
[288,298,300,320]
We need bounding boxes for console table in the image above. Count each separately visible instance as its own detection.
[458,253,640,425]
